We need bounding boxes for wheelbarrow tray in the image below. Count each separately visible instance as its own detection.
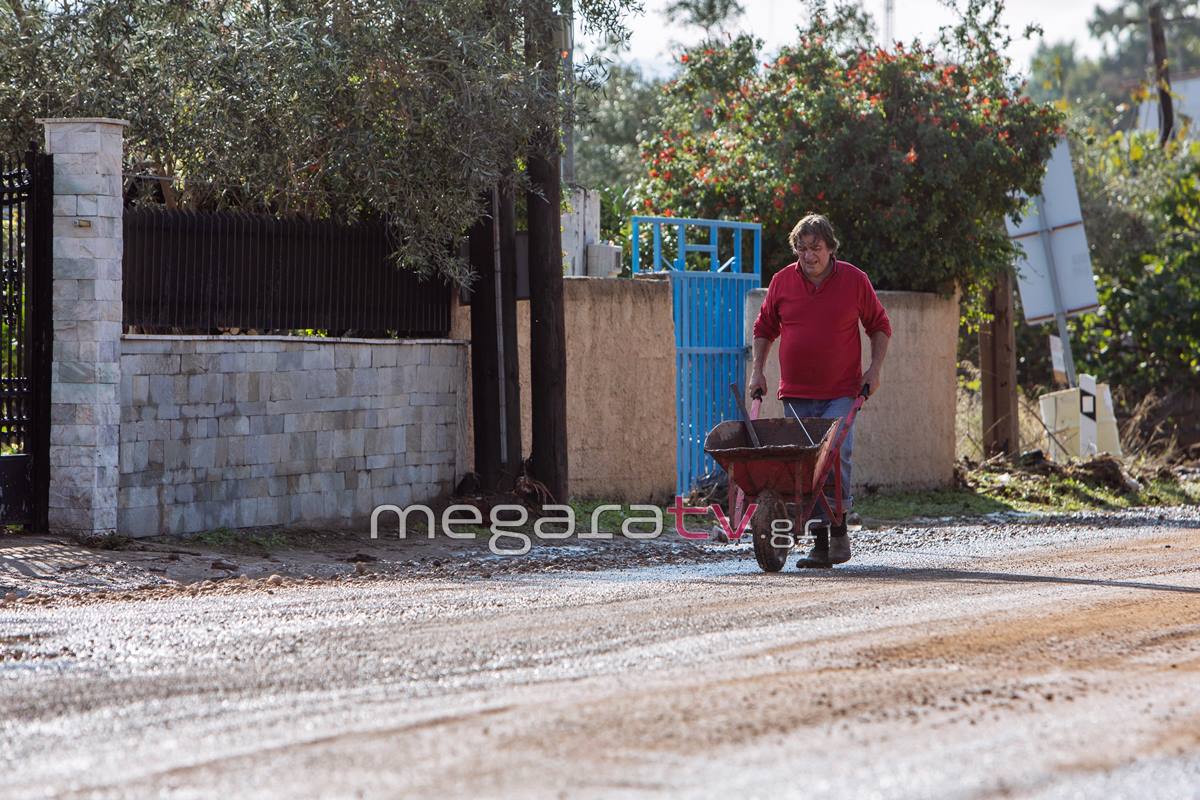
[704,417,838,499]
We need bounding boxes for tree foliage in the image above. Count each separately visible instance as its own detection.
[576,61,663,194]
[663,0,743,39]
[1029,0,1200,107]
[0,0,635,284]
[1069,125,1200,394]
[634,0,1063,296]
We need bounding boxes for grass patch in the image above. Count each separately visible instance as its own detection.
[968,471,1127,513]
[568,499,664,534]
[857,461,1199,523]
[856,487,1014,522]
[193,527,287,553]
[1142,478,1200,506]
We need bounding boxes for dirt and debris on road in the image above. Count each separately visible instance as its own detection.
[2,506,1199,798]
[0,522,739,606]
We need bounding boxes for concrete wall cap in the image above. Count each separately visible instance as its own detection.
[37,117,130,127]
[121,333,467,346]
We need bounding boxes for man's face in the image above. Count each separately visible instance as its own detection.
[795,234,832,280]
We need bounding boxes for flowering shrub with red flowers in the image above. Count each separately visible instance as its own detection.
[635,1,1064,294]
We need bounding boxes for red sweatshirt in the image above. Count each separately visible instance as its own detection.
[753,259,892,400]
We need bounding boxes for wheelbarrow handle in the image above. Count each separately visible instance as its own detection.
[729,383,761,448]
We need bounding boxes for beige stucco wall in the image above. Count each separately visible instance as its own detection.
[744,289,958,491]
[452,277,677,503]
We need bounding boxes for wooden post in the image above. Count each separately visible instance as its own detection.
[525,0,569,503]
[468,194,502,490]
[980,268,1020,457]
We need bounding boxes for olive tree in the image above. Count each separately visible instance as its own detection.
[0,0,638,283]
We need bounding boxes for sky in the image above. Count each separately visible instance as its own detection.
[589,0,1110,79]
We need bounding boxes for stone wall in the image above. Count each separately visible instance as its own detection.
[452,277,678,503]
[118,335,468,537]
[745,289,959,491]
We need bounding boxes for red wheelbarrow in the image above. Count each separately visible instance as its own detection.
[703,384,869,572]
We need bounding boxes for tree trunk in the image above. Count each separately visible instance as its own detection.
[525,0,569,502]
[1149,2,1174,145]
[980,268,1019,457]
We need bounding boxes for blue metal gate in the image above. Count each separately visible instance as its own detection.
[631,216,762,495]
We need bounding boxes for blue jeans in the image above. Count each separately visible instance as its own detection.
[783,397,855,525]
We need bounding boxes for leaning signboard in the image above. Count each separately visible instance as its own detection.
[1004,139,1099,324]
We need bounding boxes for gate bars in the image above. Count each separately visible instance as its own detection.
[0,145,52,527]
[631,215,762,495]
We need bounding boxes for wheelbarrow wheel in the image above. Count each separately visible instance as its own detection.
[751,490,792,573]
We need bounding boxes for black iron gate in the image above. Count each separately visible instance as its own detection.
[0,146,52,528]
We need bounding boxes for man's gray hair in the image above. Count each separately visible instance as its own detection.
[789,213,840,255]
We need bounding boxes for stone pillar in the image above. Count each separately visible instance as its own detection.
[39,118,127,536]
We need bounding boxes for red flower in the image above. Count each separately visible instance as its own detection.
[773,198,784,210]
[817,191,825,201]
[791,183,800,194]
[680,54,689,63]
[904,148,918,165]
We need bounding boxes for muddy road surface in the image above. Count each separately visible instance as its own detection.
[3,509,1200,799]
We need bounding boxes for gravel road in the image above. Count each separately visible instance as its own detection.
[3,507,1199,799]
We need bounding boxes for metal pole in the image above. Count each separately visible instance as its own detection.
[1033,195,1078,387]
[492,186,508,465]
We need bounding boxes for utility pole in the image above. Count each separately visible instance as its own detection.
[496,181,522,481]
[525,0,570,502]
[979,267,1020,457]
[469,193,502,490]
[468,1,525,492]
[1148,2,1174,145]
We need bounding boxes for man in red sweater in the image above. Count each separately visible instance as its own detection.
[748,213,891,568]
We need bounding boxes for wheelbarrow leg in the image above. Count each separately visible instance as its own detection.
[794,463,831,569]
[727,464,741,543]
[827,451,852,564]
[832,450,844,527]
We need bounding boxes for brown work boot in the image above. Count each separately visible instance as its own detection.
[828,523,851,564]
[795,525,832,569]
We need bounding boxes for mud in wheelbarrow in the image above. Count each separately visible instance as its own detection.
[703,416,841,572]
[704,417,838,499]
